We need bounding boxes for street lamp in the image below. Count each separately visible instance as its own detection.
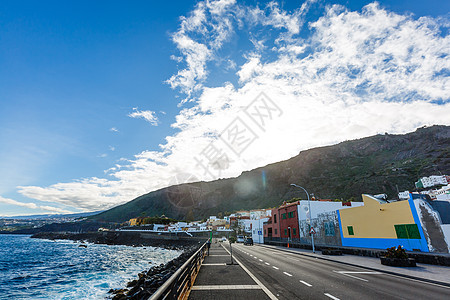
[290,183,315,253]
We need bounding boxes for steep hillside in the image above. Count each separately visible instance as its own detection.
[91,125,450,223]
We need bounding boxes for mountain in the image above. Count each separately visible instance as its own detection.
[90,125,450,223]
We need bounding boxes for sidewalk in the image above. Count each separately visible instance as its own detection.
[188,242,275,300]
[259,244,450,286]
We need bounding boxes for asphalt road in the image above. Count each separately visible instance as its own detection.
[224,243,450,300]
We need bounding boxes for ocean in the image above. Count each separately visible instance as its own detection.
[0,234,181,299]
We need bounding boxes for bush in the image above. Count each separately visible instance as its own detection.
[384,245,408,259]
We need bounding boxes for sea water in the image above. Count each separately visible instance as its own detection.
[0,234,181,299]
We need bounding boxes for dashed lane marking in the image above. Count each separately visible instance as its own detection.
[265,262,270,265]
[300,280,312,287]
[324,293,340,300]
[202,263,227,266]
[283,272,293,277]
[259,259,263,262]
[273,266,279,270]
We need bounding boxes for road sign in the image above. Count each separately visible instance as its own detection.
[309,227,316,234]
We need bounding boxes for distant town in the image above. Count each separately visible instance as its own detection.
[118,174,450,253]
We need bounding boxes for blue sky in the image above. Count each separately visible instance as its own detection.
[0,0,449,216]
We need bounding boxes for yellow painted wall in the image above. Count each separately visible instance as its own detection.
[339,194,415,239]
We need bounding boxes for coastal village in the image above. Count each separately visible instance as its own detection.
[124,174,450,253]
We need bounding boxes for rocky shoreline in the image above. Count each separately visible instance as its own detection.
[108,244,201,300]
[31,231,205,299]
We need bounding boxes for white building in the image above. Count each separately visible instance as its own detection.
[250,209,271,220]
[297,201,364,222]
[435,184,450,201]
[417,175,448,189]
[250,217,270,244]
[398,191,410,200]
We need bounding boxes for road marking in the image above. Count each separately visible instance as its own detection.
[333,270,382,282]
[284,256,300,261]
[192,285,261,290]
[300,280,312,287]
[209,255,230,256]
[283,272,293,277]
[273,266,279,270]
[220,244,278,300]
[265,262,270,265]
[259,259,263,262]
[262,246,450,290]
[254,256,258,259]
[202,263,227,266]
[324,293,340,300]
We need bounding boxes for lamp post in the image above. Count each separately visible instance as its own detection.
[290,183,315,253]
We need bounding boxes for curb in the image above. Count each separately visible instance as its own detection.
[257,244,450,288]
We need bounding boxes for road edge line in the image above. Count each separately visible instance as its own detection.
[221,244,278,300]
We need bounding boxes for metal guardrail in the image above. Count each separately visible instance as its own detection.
[149,241,208,300]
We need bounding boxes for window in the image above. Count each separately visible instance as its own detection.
[274,229,277,234]
[284,229,287,236]
[282,213,286,219]
[293,228,297,236]
[288,211,295,218]
[394,224,421,239]
[274,214,277,223]
[347,226,354,236]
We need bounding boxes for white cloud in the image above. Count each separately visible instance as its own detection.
[109,146,115,151]
[166,0,236,101]
[0,196,73,214]
[128,109,159,126]
[14,1,450,212]
[110,127,119,132]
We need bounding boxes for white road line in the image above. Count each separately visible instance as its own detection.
[284,256,300,262]
[273,266,279,270]
[324,293,340,300]
[332,270,382,282]
[259,259,263,262]
[299,280,312,287]
[220,244,278,300]
[254,257,258,259]
[283,272,293,277]
[202,263,227,266]
[192,285,261,290]
[265,262,270,265]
